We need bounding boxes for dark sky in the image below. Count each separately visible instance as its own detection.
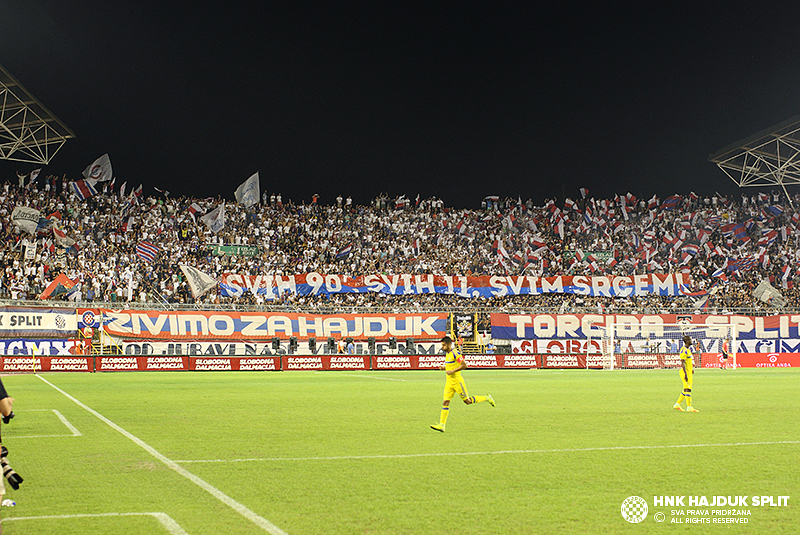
[2,2,800,208]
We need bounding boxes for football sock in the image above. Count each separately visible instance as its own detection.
[685,391,692,407]
[471,395,487,404]
[440,406,449,425]
[676,393,685,405]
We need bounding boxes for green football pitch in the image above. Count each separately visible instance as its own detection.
[0,368,798,534]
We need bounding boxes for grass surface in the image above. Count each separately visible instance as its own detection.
[0,368,798,534]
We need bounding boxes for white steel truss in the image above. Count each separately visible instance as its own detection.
[0,63,74,165]
[709,115,800,207]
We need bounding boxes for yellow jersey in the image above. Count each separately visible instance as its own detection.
[444,349,465,379]
[679,346,693,361]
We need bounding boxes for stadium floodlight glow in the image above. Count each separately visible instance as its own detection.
[709,114,800,209]
[0,63,75,165]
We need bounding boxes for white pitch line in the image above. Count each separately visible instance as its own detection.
[174,439,800,464]
[10,409,82,438]
[4,511,189,535]
[36,375,289,535]
[53,409,82,436]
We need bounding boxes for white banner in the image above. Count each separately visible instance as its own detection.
[0,308,77,337]
[24,240,36,260]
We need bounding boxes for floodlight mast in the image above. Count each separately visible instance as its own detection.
[0,63,75,165]
[709,115,800,210]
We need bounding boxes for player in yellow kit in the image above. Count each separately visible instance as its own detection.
[674,335,699,412]
[430,336,494,432]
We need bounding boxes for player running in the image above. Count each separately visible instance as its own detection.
[430,336,495,432]
[673,335,699,412]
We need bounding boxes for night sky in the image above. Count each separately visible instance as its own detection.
[3,2,800,208]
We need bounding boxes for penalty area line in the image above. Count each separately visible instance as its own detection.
[4,512,189,535]
[35,375,289,535]
[174,439,800,464]
[11,409,82,438]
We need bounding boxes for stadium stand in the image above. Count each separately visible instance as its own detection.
[1,177,798,314]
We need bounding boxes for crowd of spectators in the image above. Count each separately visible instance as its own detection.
[2,174,799,314]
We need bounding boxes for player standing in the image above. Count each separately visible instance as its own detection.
[673,335,699,412]
[719,338,731,370]
[430,336,495,432]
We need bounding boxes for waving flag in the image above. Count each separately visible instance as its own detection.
[782,264,792,285]
[179,264,217,298]
[188,202,204,222]
[70,179,98,200]
[758,230,778,247]
[733,224,748,242]
[121,216,134,232]
[82,153,113,183]
[712,260,728,278]
[234,172,261,208]
[11,206,41,235]
[335,243,353,259]
[682,243,700,255]
[579,188,589,199]
[28,168,41,188]
[201,204,226,233]
[660,195,681,210]
[767,205,784,217]
[39,273,78,300]
[136,241,159,263]
[729,257,756,272]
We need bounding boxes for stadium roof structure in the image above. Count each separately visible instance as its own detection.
[0,63,75,165]
[709,114,800,207]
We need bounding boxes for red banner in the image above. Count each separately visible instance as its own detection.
[191,357,281,371]
[707,352,800,368]
[282,355,370,370]
[96,356,282,371]
[371,354,541,369]
[95,356,189,371]
[0,356,93,372]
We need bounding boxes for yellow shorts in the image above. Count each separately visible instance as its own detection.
[680,360,693,389]
[443,376,469,401]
